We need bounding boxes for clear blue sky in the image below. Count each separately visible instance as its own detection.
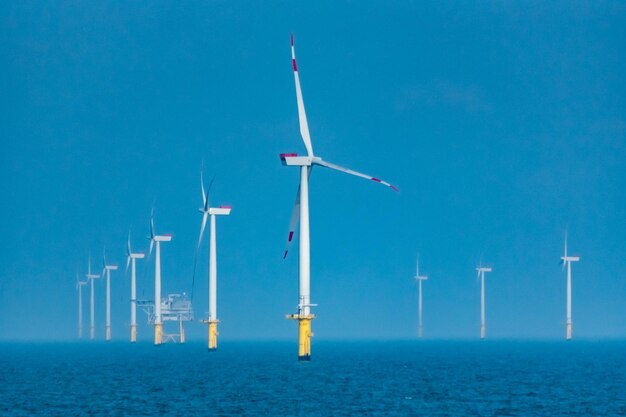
[1,1,625,341]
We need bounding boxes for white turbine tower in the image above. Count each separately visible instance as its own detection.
[101,250,118,342]
[195,172,231,351]
[76,273,88,339]
[147,209,172,346]
[86,256,100,340]
[561,232,580,341]
[281,35,398,360]
[414,257,428,338]
[126,232,145,343]
[476,265,492,339]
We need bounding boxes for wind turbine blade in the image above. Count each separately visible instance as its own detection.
[197,212,208,249]
[127,232,132,257]
[205,176,215,211]
[291,35,314,157]
[283,184,301,259]
[200,170,207,208]
[150,209,155,239]
[314,159,399,192]
[149,240,154,257]
[126,256,131,273]
[416,256,420,277]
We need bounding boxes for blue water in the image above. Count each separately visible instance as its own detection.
[1,341,625,416]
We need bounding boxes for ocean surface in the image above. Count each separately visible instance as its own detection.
[1,340,625,416]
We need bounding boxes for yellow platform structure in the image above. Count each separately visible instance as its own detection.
[207,320,219,350]
[154,323,163,345]
[287,314,315,360]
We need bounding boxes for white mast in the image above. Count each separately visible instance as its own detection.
[148,210,172,346]
[195,172,231,350]
[102,250,118,342]
[85,256,100,340]
[299,165,310,318]
[561,232,580,340]
[415,257,428,338]
[476,266,492,339]
[76,274,87,338]
[126,233,144,343]
[280,35,397,360]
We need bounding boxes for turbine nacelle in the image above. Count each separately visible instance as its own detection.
[416,275,429,281]
[209,206,232,216]
[153,234,172,243]
[280,153,314,166]
[476,267,493,273]
[561,256,580,263]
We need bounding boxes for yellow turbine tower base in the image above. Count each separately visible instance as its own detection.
[179,320,185,344]
[154,323,163,345]
[287,314,315,361]
[566,322,572,341]
[208,320,219,351]
[130,325,137,343]
[106,326,111,342]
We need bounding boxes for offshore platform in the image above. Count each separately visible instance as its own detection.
[139,293,193,343]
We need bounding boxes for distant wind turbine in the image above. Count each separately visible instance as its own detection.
[280,35,398,360]
[102,250,118,342]
[86,255,100,340]
[561,231,580,341]
[476,265,492,339]
[76,273,88,339]
[195,171,231,351]
[147,209,172,346]
[414,257,428,338]
[126,232,145,343]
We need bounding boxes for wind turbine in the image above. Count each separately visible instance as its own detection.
[147,209,172,346]
[76,273,88,339]
[476,265,492,339]
[86,255,100,340]
[195,172,231,351]
[102,249,118,342]
[280,35,398,360]
[414,257,428,338]
[561,231,580,341]
[126,232,145,343]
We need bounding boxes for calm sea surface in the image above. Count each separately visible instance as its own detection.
[1,340,625,416]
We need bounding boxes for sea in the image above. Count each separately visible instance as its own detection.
[1,340,625,416]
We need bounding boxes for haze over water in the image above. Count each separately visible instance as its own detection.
[2,341,625,416]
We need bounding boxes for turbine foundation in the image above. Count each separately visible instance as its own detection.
[179,319,185,344]
[106,326,111,341]
[130,325,137,343]
[566,321,572,341]
[287,314,315,360]
[90,326,95,340]
[208,320,218,350]
[154,323,163,345]
[480,324,485,339]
